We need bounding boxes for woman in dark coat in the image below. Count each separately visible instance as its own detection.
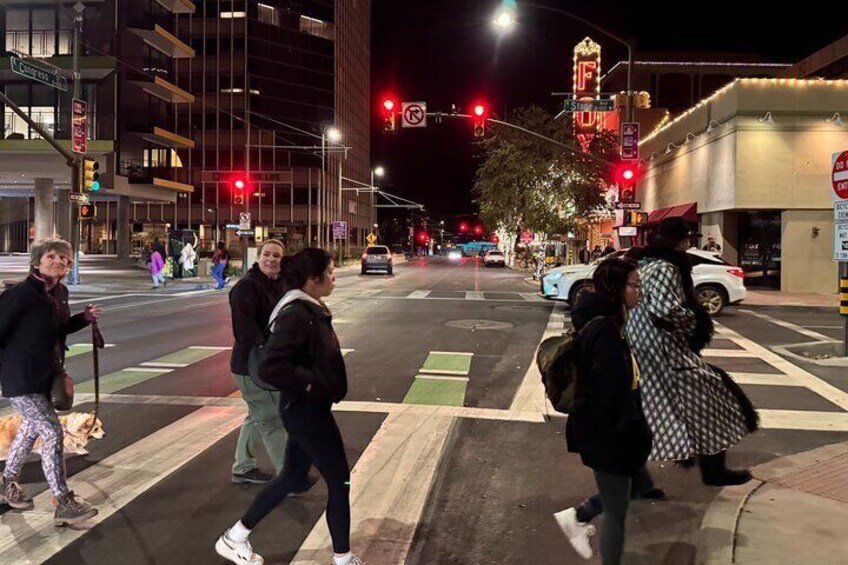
[561,258,652,565]
[626,218,758,485]
[0,238,101,526]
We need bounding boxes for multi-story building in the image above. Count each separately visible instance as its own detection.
[0,0,373,259]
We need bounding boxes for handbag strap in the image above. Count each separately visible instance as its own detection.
[264,304,294,337]
[84,321,104,438]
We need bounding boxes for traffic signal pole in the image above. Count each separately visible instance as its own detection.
[68,4,84,284]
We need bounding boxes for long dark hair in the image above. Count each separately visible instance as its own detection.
[592,258,638,326]
[281,247,333,290]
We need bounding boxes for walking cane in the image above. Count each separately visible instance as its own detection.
[83,321,105,438]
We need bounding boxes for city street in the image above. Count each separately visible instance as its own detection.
[1,257,847,564]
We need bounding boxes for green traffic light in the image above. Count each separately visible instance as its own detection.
[91,180,100,191]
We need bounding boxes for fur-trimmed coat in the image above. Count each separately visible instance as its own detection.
[625,248,757,461]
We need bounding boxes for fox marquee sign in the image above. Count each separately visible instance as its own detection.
[573,37,602,139]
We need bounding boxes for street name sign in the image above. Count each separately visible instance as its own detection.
[564,99,614,112]
[236,229,255,237]
[615,202,641,210]
[10,57,68,91]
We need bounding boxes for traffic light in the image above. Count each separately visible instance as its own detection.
[83,159,100,192]
[79,203,95,219]
[233,176,246,206]
[459,222,468,233]
[471,103,488,138]
[474,225,483,235]
[381,97,397,133]
[614,161,640,203]
[418,232,429,243]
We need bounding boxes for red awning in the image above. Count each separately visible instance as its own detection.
[646,202,697,226]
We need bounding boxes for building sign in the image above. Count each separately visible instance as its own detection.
[572,37,602,141]
[621,122,640,160]
[72,99,87,155]
[332,221,347,240]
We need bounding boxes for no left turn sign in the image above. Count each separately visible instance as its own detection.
[402,102,427,128]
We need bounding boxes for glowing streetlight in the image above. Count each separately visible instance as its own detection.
[326,127,341,143]
[374,166,385,178]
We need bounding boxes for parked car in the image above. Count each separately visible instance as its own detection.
[483,249,506,267]
[361,245,393,275]
[540,249,746,315]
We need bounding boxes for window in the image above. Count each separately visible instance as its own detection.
[2,84,57,140]
[299,15,334,41]
[220,11,246,18]
[257,4,280,26]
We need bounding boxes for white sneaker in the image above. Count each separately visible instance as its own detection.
[331,555,365,565]
[215,530,264,565]
[554,507,596,560]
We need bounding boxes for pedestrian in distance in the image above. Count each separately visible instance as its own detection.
[212,241,230,290]
[216,248,363,565]
[180,242,197,278]
[578,246,591,264]
[557,258,652,564]
[590,245,604,261]
[228,239,306,486]
[626,217,758,486]
[150,245,167,289]
[602,244,616,256]
[0,238,102,526]
[702,235,722,253]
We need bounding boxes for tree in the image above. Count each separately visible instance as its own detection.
[473,106,619,238]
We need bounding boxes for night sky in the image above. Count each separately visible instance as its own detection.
[371,0,848,222]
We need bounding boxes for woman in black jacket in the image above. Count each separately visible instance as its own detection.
[561,258,652,565]
[0,238,101,526]
[216,248,362,565]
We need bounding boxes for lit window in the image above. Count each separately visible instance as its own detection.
[220,88,244,93]
[257,4,279,26]
[220,11,246,19]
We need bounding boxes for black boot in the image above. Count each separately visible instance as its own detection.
[699,450,752,486]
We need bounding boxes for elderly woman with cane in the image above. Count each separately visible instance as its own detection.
[0,238,102,525]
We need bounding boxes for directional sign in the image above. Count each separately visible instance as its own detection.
[615,202,642,210]
[10,57,68,91]
[564,98,615,113]
[72,99,87,155]
[401,102,427,128]
[332,221,348,240]
[68,192,89,204]
[366,232,378,246]
[236,229,255,237]
[239,212,251,231]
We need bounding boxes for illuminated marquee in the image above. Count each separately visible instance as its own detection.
[573,37,602,138]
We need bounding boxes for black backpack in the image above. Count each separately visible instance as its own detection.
[247,305,294,391]
[536,316,604,414]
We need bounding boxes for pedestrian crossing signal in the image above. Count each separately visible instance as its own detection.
[79,203,95,219]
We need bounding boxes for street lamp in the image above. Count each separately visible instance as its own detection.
[320,126,342,248]
[492,1,635,122]
[370,166,385,236]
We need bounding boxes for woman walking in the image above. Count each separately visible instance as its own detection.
[216,248,363,565]
[212,241,230,290]
[626,217,757,485]
[0,238,101,526]
[560,258,652,565]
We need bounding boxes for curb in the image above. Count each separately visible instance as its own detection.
[697,439,848,564]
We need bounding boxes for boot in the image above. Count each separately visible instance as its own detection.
[54,491,98,526]
[698,450,752,486]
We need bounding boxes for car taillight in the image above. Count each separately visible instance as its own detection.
[728,268,745,279]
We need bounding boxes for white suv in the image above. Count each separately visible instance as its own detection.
[540,249,746,315]
[483,249,506,267]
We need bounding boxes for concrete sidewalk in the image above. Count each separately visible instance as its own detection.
[699,440,848,564]
[743,290,838,308]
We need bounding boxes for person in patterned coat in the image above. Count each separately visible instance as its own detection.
[626,218,757,486]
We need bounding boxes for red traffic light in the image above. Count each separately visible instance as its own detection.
[383,98,395,112]
[418,232,429,243]
[381,97,398,133]
[234,179,246,190]
[474,225,483,235]
[473,104,486,117]
[614,162,640,185]
[459,222,468,233]
[471,103,488,138]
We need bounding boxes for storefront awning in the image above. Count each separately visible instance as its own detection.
[646,202,698,226]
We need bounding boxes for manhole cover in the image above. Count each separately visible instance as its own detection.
[445,319,514,331]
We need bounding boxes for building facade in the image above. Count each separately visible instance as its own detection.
[0,0,372,258]
[638,78,848,293]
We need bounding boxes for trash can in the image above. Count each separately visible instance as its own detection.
[197,258,212,277]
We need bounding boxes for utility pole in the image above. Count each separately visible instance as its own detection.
[68,2,85,285]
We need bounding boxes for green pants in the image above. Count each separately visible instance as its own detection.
[232,373,289,475]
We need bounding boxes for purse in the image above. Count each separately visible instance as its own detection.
[51,370,74,411]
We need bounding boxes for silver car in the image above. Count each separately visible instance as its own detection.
[361,245,393,275]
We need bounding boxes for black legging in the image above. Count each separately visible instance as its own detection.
[242,398,351,554]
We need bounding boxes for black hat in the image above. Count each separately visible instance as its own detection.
[657,217,701,243]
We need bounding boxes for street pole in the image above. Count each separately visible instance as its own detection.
[337,156,343,263]
[320,133,325,248]
[841,262,848,357]
[68,4,84,285]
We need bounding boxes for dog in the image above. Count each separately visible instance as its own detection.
[0,412,105,460]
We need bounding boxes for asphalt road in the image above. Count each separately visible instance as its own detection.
[0,255,846,564]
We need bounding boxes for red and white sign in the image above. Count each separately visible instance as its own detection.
[572,37,602,139]
[833,150,848,201]
[72,98,87,155]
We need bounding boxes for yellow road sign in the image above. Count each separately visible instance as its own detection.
[366,232,378,246]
